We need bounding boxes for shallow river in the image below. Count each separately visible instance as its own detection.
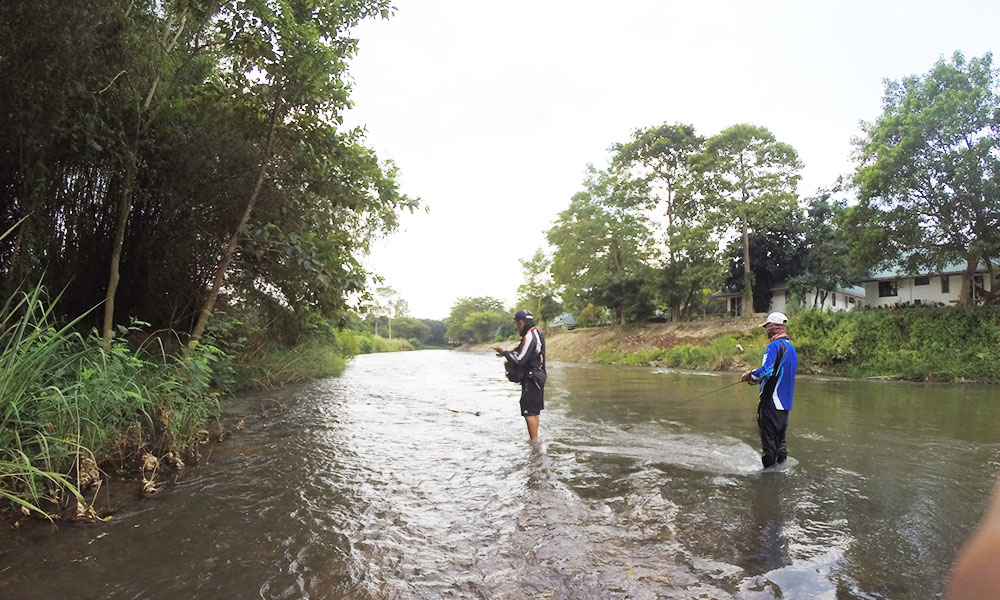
[2,350,999,599]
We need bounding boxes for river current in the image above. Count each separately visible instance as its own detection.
[2,349,998,599]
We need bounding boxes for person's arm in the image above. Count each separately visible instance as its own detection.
[946,476,1000,599]
[504,330,538,368]
[743,341,777,384]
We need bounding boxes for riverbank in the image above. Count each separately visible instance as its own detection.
[0,296,416,525]
[464,306,1000,383]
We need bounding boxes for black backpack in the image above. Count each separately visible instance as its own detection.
[504,360,525,383]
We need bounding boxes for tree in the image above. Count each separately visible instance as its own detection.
[445,296,506,342]
[851,51,1000,304]
[612,122,703,259]
[0,0,415,350]
[369,286,404,338]
[101,0,217,347]
[548,166,656,324]
[189,0,398,343]
[723,208,806,313]
[463,310,506,343]
[516,249,561,323]
[613,123,708,320]
[658,225,724,319]
[691,124,803,314]
[788,187,855,309]
[392,317,430,344]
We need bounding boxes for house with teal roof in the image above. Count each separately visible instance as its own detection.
[861,261,998,307]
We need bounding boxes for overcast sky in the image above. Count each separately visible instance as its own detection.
[344,0,1000,320]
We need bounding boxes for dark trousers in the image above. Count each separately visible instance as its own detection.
[757,402,789,468]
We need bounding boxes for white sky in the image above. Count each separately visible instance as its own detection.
[344,0,999,320]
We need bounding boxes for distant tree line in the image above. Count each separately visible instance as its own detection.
[0,0,417,347]
[528,51,1000,324]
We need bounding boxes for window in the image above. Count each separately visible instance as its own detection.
[849,297,856,304]
[914,276,930,286]
[941,276,950,294]
[878,281,898,297]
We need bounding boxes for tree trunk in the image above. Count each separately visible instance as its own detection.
[102,138,139,347]
[958,251,979,305]
[101,8,188,347]
[665,185,674,263]
[189,86,284,344]
[741,213,754,314]
[977,255,998,306]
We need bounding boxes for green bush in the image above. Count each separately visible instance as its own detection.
[792,306,1000,381]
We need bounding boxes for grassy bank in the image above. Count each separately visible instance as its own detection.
[0,287,415,521]
[235,330,415,389]
[588,307,1000,383]
[0,286,223,519]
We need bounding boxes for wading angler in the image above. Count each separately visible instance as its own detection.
[494,309,547,440]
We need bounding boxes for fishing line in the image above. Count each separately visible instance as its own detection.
[674,379,744,403]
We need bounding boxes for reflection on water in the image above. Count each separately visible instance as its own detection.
[1,349,999,599]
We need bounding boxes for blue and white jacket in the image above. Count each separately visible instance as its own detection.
[750,337,798,410]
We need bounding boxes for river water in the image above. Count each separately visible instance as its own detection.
[1,349,998,599]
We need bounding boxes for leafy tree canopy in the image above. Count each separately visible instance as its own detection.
[445,296,507,342]
[691,124,803,313]
[851,51,1000,304]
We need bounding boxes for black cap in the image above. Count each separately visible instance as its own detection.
[513,309,533,321]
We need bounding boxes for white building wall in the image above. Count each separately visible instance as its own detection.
[864,273,993,307]
[770,288,864,312]
[770,291,787,313]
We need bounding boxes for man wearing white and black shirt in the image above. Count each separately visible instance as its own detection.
[494,309,546,440]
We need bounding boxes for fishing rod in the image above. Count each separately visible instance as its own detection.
[675,379,744,403]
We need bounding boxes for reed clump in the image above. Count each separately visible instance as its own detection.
[0,284,222,521]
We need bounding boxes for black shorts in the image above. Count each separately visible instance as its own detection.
[519,381,544,416]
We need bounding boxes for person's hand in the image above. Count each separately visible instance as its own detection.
[493,346,505,356]
[741,370,755,384]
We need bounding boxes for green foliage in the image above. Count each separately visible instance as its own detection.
[723,208,806,312]
[516,249,562,323]
[691,124,803,313]
[464,310,507,343]
[446,297,507,342]
[613,123,716,320]
[548,166,656,323]
[791,307,1000,381]
[0,284,221,517]
[577,304,606,327]
[594,335,744,371]
[851,51,1000,302]
[0,0,415,347]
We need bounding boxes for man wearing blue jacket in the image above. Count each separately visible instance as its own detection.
[742,312,798,468]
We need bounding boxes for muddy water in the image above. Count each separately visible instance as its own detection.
[2,349,998,599]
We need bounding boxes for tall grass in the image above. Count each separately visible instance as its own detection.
[0,285,92,515]
[236,330,414,390]
[0,284,222,518]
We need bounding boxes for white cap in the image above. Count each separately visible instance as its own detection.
[761,312,788,327]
